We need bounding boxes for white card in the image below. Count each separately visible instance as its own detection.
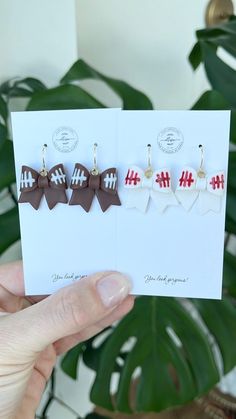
[11,109,230,299]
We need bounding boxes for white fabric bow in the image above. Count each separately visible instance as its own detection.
[175,166,225,214]
[124,166,178,212]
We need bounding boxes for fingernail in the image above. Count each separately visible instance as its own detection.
[97,273,132,308]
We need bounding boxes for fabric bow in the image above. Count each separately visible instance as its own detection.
[124,166,178,212]
[175,166,225,214]
[69,163,121,212]
[18,164,68,210]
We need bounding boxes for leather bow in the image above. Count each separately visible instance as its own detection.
[124,166,178,212]
[175,166,225,214]
[69,163,121,212]
[18,164,68,210]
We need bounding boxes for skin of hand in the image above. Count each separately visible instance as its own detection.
[0,261,134,419]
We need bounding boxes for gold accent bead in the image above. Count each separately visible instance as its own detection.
[145,169,153,179]
[40,169,48,177]
[197,169,206,179]
[90,168,99,176]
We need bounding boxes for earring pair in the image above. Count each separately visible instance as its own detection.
[124,143,225,214]
[18,143,121,212]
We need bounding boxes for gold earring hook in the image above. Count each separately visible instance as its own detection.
[147,143,151,168]
[197,144,205,178]
[145,144,153,179]
[41,144,48,176]
[91,142,99,176]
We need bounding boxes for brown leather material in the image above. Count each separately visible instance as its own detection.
[38,175,49,189]
[69,163,121,212]
[70,163,89,190]
[18,188,44,211]
[69,188,95,212]
[89,174,100,190]
[18,164,68,210]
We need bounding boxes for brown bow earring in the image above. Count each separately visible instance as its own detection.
[18,144,68,210]
[69,143,121,212]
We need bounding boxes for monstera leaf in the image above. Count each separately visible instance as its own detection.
[0,77,47,98]
[28,60,153,111]
[189,16,236,112]
[61,296,236,413]
[27,84,106,111]
[60,59,153,110]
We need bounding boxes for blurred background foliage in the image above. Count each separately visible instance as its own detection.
[1,17,236,415]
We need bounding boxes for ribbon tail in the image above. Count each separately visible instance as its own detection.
[96,190,121,212]
[18,189,43,210]
[69,189,94,212]
[150,190,179,213]
[44,188,68,210]
[198,191,222,215]
[175,190,199,211]
[125,189,150,213]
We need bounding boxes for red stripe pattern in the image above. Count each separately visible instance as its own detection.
[125,169,141,186]
[179,170,195,188]
[209,174,224,190]
[155,171,170,188]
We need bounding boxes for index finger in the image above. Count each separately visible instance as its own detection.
[0,261,52,304]
[0,260,25,296]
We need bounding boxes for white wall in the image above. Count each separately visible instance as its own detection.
[0,0,78,85]
[76,0,212,110]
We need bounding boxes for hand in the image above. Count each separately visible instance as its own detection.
[0,261,134,419]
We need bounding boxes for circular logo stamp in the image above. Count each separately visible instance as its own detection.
[52,127,78,153]
[157,127,184,154]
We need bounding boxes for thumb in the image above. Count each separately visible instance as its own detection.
[1,271,131,355]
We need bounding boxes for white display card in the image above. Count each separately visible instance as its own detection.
[11,109,230,299]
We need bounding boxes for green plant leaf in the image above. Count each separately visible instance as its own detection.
[196,17,236,40]
[214,35,236,58]
[228,152,236,189]
[0,207,20,254]
[83,331,122,374]
[192,298,236,373]
[18,77,47,92]
[89,297,219,413]
[0,140,16,191]
[61,59,153,110]
[225,215,236,234]
[0,77,47,98]
[61,343,86,380]
[191,92,236,144]
[226,189,236,223]
[27,84,105,110]
[0,123,7,150]
[201,41,236,108]
[223,251,236,298]
[191,89,231,110]
[0,95,8,122]
[230,111,236,144]
[189,42,202,70]
[85,414,110,419]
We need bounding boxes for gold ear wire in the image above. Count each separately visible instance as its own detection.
[145,144,153,179]
[91,142,99,176]
[197,144,206,178]
[41,144,48,176]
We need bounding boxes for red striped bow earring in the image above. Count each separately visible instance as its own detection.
[18,144,68,210]
[175,144,225,214]
[124,144,178,213]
